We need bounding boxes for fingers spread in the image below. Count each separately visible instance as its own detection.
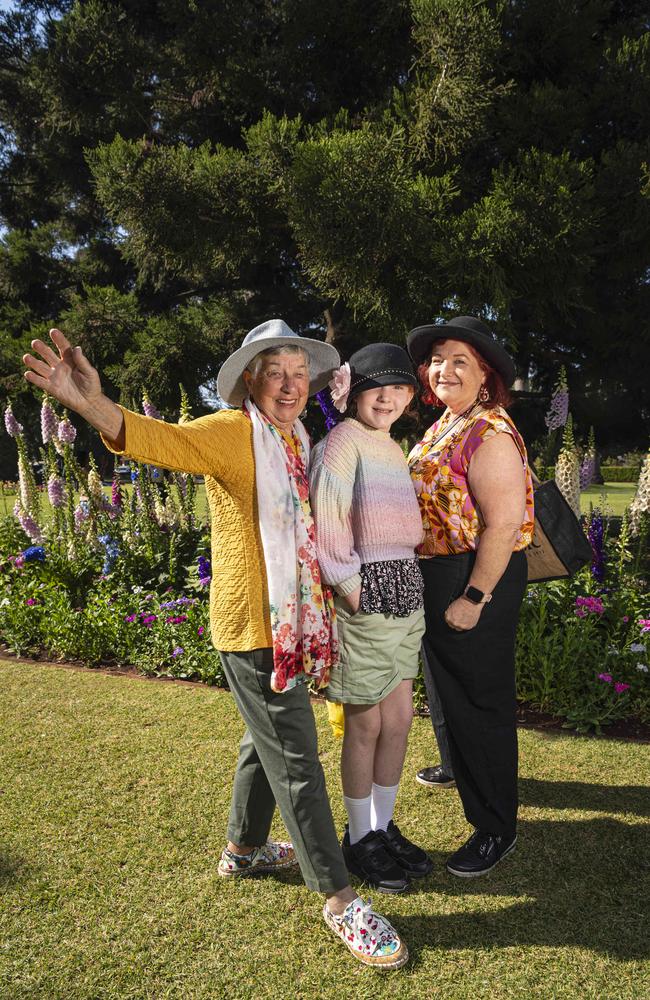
[23,354,53,379]
[72,345,94,374]
[49,328,73,354]
[30,338,60,367]
[24,371,50,391]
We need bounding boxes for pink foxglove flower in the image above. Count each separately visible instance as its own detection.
[4,404,23,438]
[142,392,162,420]
[41,399,58,443]
[47,475,66,508]
[13,500,43,543]
[329,363,352,413]
[58,417,77,444]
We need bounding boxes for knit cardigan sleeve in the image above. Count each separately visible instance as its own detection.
[102,405,250,483]
[309,430,361,596]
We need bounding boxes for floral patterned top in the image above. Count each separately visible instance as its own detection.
[408,405,534,558]
[359,558,424,617]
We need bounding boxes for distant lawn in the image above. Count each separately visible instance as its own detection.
[0,482,636,523]
[1,660,648,999]
[580,483,636,517]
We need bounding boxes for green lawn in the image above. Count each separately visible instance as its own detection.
[580,483,636,517]
[0,481,636,523]
[1,661,648,999]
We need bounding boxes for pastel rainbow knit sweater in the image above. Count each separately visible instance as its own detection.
[309,418,424,596]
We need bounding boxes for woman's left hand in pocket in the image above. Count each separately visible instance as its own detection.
[444,597,483,632]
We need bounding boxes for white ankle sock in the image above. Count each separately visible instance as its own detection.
[343,793,372,845]
[371,782,399,832]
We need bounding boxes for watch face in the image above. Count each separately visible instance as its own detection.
[465,586,484,604]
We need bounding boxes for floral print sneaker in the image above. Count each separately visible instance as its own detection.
[217,840,297,878]
[322,896,408,970]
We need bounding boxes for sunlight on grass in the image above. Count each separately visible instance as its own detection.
[1,661,648,999]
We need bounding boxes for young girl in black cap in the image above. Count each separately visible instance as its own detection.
[310,343,432,893]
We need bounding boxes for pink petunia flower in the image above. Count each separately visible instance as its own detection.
[614,682,630,693]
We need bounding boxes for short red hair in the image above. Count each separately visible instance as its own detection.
[417,339,511,409]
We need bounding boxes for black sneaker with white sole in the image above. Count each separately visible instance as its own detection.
[416,765,456,789]
[445,830,517,877]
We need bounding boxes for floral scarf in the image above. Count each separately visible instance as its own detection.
[244,399,338,693]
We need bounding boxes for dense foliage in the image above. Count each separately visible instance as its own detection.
[1,0,649,478]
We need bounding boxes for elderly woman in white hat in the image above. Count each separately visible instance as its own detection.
[23,320,408,970]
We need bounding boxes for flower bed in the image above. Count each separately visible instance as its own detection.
[1,397,648,732]
[0,396,222,685]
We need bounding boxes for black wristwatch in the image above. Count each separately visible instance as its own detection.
[462,585,492,605]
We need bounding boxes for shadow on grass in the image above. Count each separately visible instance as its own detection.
[0,850,26,886]
[396,815,649,964]
[519,777,650,817]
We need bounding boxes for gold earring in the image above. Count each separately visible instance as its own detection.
[478,384,489,403]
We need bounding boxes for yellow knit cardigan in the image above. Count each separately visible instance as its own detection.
[103,406,272,652]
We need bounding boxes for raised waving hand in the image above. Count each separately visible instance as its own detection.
[23,328,124,440]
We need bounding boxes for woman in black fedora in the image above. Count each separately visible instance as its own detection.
[406,316,535,876]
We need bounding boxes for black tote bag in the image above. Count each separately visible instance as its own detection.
[526,478,594,583]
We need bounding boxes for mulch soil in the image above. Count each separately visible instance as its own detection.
[2,647,649,743]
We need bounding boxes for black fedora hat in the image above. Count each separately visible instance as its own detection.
[348,343,418,400]
[407,316,516,387]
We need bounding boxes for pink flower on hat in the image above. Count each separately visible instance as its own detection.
[329,363,352,412]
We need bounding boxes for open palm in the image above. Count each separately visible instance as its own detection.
[23,329,103,414]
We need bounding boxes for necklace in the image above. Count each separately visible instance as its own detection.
[428,402,480,451]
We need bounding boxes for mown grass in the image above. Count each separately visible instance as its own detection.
[1,660,648,1000]
[580,483,636,517]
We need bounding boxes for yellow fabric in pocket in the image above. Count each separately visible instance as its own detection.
[327,700,345,739]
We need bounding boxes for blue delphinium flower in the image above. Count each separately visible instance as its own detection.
[587,511,605,583]
[22,546,46,562]
[198,555,211,585]
[98,535,119,575]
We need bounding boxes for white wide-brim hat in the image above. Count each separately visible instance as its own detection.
[216,318,341,406]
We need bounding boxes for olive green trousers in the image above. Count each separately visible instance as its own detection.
[220,647,349,894]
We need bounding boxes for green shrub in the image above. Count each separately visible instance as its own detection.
[515,513,649,732]
[600,466,640,482]
[544,465,639,482]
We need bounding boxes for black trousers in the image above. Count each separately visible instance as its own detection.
[420,550,527,836]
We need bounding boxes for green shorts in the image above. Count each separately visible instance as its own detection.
[326,598,425,705]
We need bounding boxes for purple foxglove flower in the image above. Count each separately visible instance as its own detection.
[13,500,43,543]
[142,393,162,420]
[57,417,77,444]
[74,503,89,530]
[111,478,123,512]
[545,390,569,432]
[41,399,58,443]
[4,404,23,438]
[579,453,595,490]
[47,475,66,508]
